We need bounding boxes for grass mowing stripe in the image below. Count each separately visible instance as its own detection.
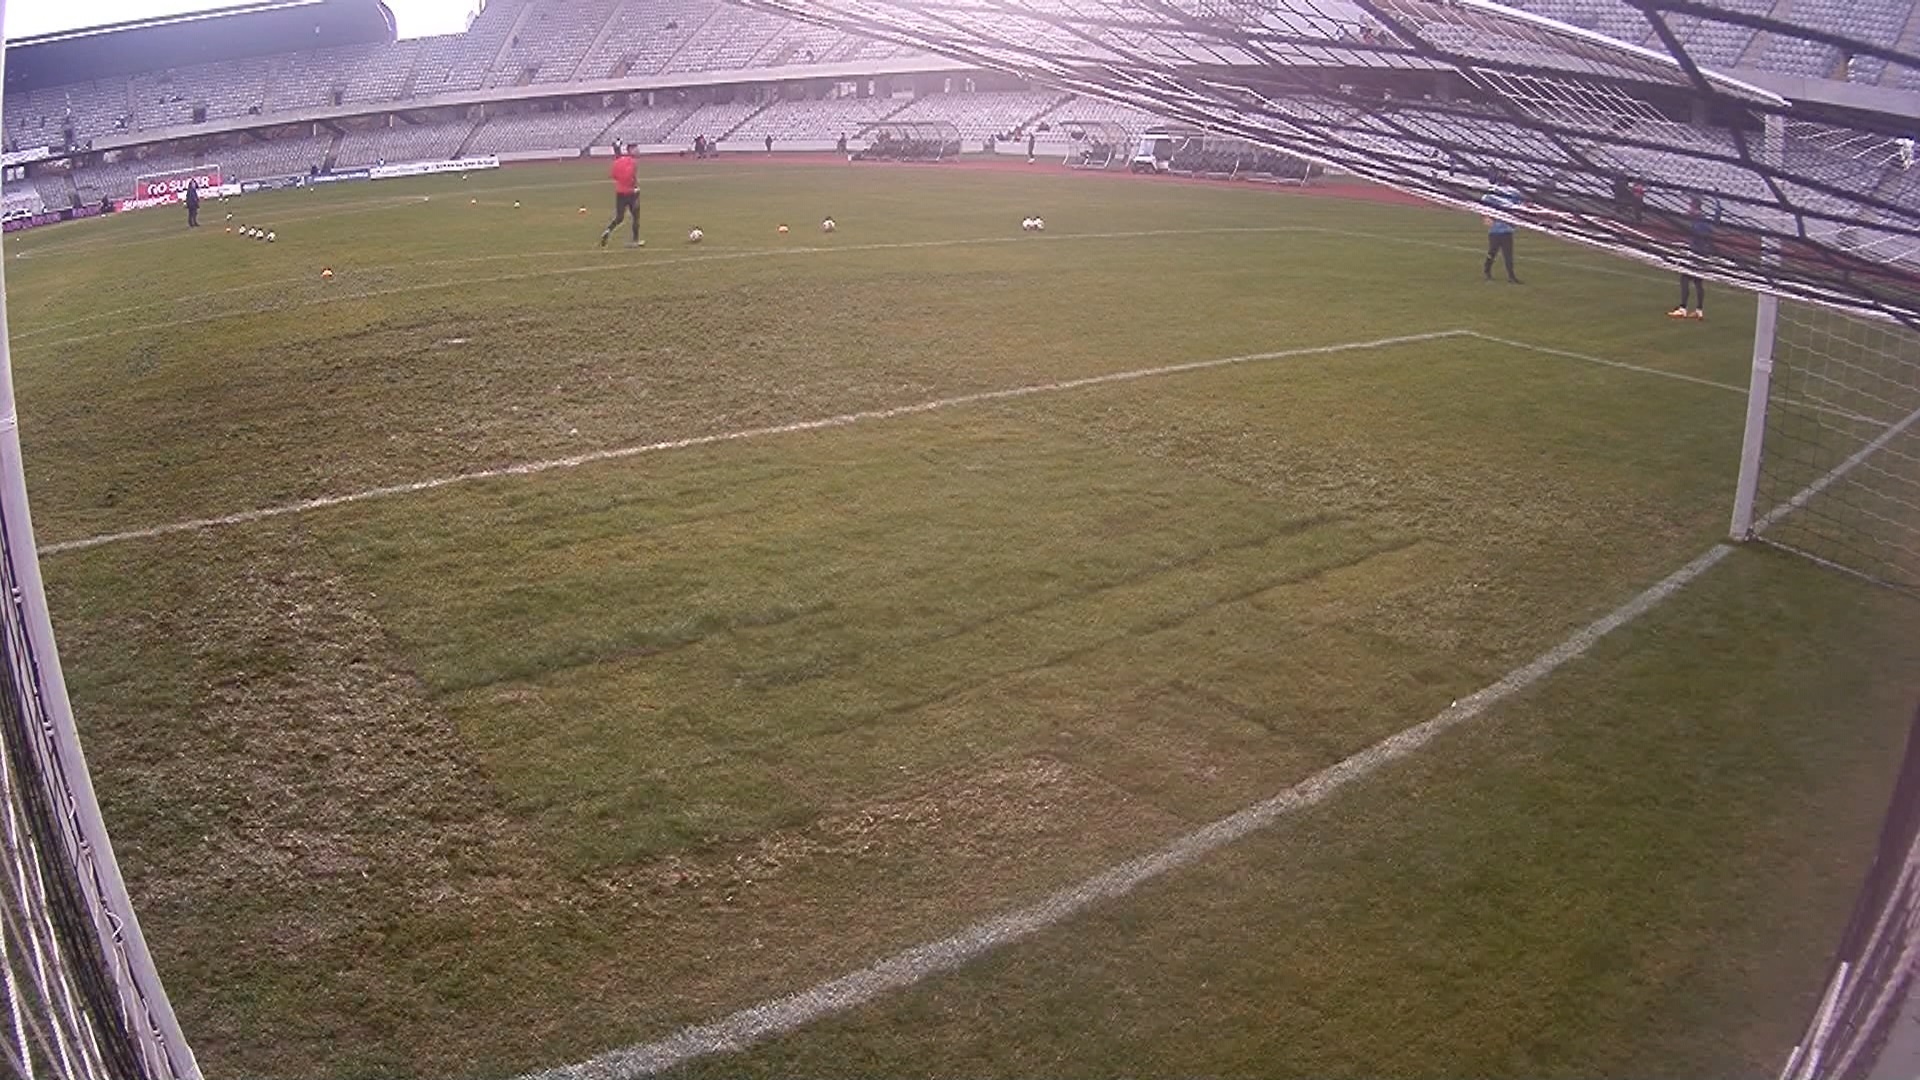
[38,330,1467,555]
[524,542,1738,1080]
[13,226,1313,352]
[8,223,1674,346]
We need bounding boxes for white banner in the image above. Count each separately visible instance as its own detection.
[0,146,52,167]
[369,155,501,180]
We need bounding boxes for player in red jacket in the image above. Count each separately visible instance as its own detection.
[600,142,643,248]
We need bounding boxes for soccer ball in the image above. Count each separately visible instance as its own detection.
[224,212,233,221]
[578,207,588,215]
[266,231,276,243]
[778,224,789,234]
[688,228,704,243]
[821,218,836,233]
[1033,217,1045,231]
[1021,218,1035,231]
[513,201,522,208]
[321,268,334,280]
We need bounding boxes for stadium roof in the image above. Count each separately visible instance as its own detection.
[4,0,397,91]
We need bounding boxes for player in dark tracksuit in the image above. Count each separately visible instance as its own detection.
[600,143,642,248]
[184,180,200,228]
[1671,197,1715,319]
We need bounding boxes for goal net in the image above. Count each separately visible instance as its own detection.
[1732,298,1920,593]
[0,215,199,1075]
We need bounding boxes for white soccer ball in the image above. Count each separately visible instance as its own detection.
[266,231,276,243]
[1021,218,1033,231]
[1033,217,1045,231]
[821,218,836,233]
[688,228,704,243]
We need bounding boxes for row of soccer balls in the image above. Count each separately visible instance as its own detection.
[230,226,276,241]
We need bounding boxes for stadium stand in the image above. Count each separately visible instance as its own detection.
[726,95,907,144]
[468,107,624,155]
[578,0,716,79]
[659,99,768,146]
[881,90,1068,147]
[601,103,705,148]
[1499,0,1920,88]
[491,0,621,85]
[334,118,477,168]
[28,172,73,211]
[7,0,1914,202]
[1,189,46,220]
[664,6,796,73]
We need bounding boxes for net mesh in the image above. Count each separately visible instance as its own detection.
[1748,301,1920,593]
[0,490,189,1079]
[735,0,1920,325]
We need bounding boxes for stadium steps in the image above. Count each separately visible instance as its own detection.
[1895,3,1920,59]
[400,42,429,101]
[1737,0,1793,67]
[323,129,345,172]
[455,120,485,159]
[1027,93,1075,134]
[589,108,632,149]
[867,97,921,132]
[572,2,628,82]
[657,5,726,75]
[487,1,543,82]
[720,101,775,140]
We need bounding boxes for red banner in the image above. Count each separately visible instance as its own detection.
[135,169,221,199]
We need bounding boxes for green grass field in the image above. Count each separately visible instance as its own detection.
[4,159,1915,1080]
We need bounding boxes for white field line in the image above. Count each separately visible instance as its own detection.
[14,226,1311,353]
[13,221,1667,347]
[8,195,431,262]
[1467,332,1748,396]
[1471,333,1879,424]
[523,542,1736,1080]
[522,342,1906,1079]
[39,330,1467,555]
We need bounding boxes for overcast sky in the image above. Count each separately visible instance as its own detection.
[5,0,479,41]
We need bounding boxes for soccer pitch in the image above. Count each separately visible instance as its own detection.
[5,160,1916,1079]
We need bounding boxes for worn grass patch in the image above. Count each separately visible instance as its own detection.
[8,161,1906,1079]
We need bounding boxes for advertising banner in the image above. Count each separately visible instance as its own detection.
[369,156,500,180]
[0,146,53,168]
[2,203,104,233]
[114,182,239,213]
[241,175,306,193]
[308,169,372,185]
[135,168,222,199]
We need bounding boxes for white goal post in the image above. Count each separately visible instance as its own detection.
[1728,297,1920,593]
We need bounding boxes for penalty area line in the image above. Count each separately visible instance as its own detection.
[522,541,1736,1080]
[39,329,1467,556]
